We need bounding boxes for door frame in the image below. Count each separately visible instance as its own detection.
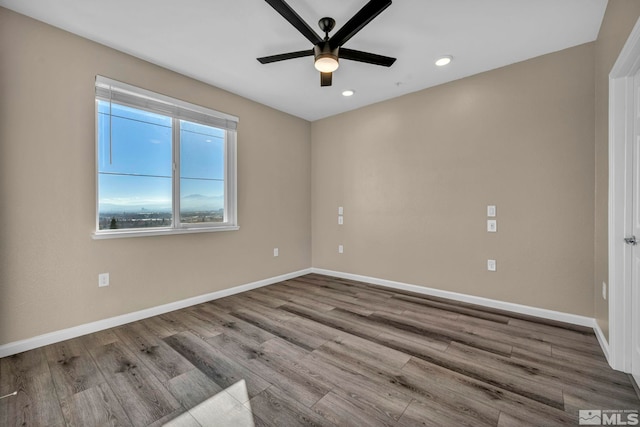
[609,17,640,374]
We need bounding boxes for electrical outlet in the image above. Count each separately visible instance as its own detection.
[338,215,344,225]
[273,248,279,257]
[487,205,496,217]
[98,273,109,287]
[602,282,607,300]
[487,220,497,232]
[338,245,344,254]
[487,260,496,271]
[338,206,344,215]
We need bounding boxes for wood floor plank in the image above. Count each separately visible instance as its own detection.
[114,322,194,384]
[139,315,187,339]
[44,337,106,399]
[497,411,542,427]
[401,340,564,409]
[79,328,120,350]
[279,302,386,340]
[299,351,414,422]
[506,317,599,345]
[163,331,271,400]
[391,293,513,324]
[312,391,391,427]
[88,341,181,427]
[551,344,610,367]
[278,281,375,316]
[403,309,552,355]
[59,382,132,427]
[241,291,287,308]
[162,309,224,340]
[397,397,499,427]
[259,338,337,392]
[0,349,66,427]
[449,342,639,404]
[231,308,329,351]
[402,357,576,425]
[248,386,335,427]
[190,305,276,344]
[206,333,331,408]
[256,286,337,312]
[289,278,406,316]
[376,329,451,353]
[166,368,224,409]
[319,334,412,370]
[510,345,633,385]
[366,310,514,356]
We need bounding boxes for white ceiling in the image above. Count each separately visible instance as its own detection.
[1,0,607,121]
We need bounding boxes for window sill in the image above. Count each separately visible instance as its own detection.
[92,225,240,240]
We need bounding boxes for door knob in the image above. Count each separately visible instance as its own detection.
[624,236,637,245]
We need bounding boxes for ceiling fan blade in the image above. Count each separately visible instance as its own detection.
[264,0,323,45]
[320,72,333,87]
[340,48,396,67]
[257,50,313,64]
[329,0,392,49]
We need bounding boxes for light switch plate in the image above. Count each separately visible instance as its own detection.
[487,260,496,271]
[273,248,279,257]
[338,216,344,225]
[338,245,344,254]
[487,219,497,232]
[338,206,344,215]
[487,205,496,217]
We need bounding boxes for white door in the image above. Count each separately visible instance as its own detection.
[632,70,640,385]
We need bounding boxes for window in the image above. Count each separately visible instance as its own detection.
[94,76,238,238]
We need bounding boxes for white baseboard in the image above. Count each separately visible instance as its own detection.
[0,268,312,358]
[593,319,610,362]
[311,268,596,328]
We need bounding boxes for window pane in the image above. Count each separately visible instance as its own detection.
[98,174,172,230]
[180,178,224,223]
[98,101,172,177]
[180,121,224,181]
[180,120,225,224]
[97,100,173,230]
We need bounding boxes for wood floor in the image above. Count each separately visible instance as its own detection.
[1,274,639,426]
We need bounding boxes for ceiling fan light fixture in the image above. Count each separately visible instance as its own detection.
[435,56,453,67]
[314,44,340,73]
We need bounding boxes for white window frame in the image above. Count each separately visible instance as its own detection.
[92,76,239,239]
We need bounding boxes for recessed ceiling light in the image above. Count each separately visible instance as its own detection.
[342,90,355,97]
[435,56,453,66]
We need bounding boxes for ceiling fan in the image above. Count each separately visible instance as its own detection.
[257,0,396,87]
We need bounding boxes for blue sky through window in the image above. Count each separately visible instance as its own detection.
[98,101,225,216]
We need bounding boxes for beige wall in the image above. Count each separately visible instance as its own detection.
[0,8,311,345]
[594,1,640,341]
[312,43,596,316]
